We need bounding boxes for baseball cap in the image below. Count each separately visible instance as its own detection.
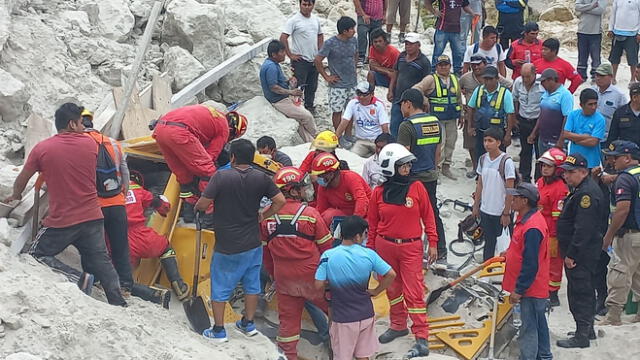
[399,88,424,105]
[469,55,486,64]
[436,54,451,65]
[595,63,613,76]
[506,182,539,203]
[602,140,640,156]
[404,32,421,43]
[539,68,559,81]
[481,66,498,78]
[355,81,374,94]
[630,82,640,96]
[559,153,588,170]
[523,22,539,33]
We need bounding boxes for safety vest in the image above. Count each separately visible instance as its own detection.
[266,204,315,242]
[473,85,508,131]
[409,115,441,173]
[429,74,461,121]
[623,165,640,228]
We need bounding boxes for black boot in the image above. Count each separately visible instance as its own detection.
[557,326,590,348]
[378,328,409,344]
[179,182,198,223]
[160,249,190,301]
[549,290,560,307]
[180,201,196,223]
[405,338,429,358]
[131,283,171,309]
[566,328,596,340]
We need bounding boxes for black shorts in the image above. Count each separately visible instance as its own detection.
[609,35,639,66]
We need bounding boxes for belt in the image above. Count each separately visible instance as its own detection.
[382,235,421,244]
[518,115,538,122]
[157,120,187,128]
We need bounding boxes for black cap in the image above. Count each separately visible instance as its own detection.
[523,22,539,33]
[481,66,499,78]
[506,182,539,203]
[469,55,486,64]
[399,88,424,105]
[559,153,588,170]
[602,140,640,156]
[539,68,559,81]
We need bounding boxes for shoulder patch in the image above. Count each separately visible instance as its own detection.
[580,195,591,209]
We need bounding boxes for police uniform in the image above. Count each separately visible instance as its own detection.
[556,154,606,347]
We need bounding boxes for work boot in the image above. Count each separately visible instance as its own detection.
[378,328,409,344]
[549,290,560,307]
[398,32,405,43]
[556,335,590,348]
[180,201,196,223]
[131,283,171,309]
[466,170,477,179]
[567,328,596,340]
[77,272,95,296]
[405,338,429,358]
[160,249,190,301]
[597,307,622,326]
[441,164,458,180]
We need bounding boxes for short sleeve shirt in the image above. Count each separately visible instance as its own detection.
[202,167,281,254]
[467,85,515,114]
[512,75,544,119]
[393,52,432,101]
[343,97,389,140]
[476,152,516,216]
[434,0,470,33]
[283,12,323,62]
[259,59,288,103]
[613,171,640,229]
[315,244,391,323]
[368,44,401,69]
[318,36,358,89]
[463,44,506,67]
[592,84,628,137]
[537,85,574,142]
[564,109,606,168]
[23,133,104,228]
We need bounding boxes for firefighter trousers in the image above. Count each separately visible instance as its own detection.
[376,238,428,339]
[276,291,329,360]
[549,236,563,292]
[606,232,640,310]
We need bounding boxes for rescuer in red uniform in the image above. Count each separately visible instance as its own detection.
[260,167,332,360]
[126,172,189,301]
[152,105,248,220]
[367,143,438,358]
[535,148,569,307]
[311,152,371,227]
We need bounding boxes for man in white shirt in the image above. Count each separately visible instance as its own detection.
[607,0,640,83]
[280,0,324,113]
[361,133,395,188]
[335,81,390,157]
[462,26,507,76]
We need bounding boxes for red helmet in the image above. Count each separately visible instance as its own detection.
[538,148,566,176]
[274,167,310,190]
[227,111,248,139]
[311,153,340,175]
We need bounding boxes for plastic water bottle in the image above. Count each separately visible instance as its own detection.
[513,303,522,328]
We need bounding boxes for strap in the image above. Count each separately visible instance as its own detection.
[473,42,479,54]
[450,74,458,94]
[434,75,443,97]
[273,214,282,225]
[290,204,307,225]
[498,154,511,181]
[494,86,506,110]
[476,86,484,108]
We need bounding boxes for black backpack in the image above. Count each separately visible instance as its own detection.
[478,152,521,186]
[94,135,122,198]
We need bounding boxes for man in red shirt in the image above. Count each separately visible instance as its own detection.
[533,38,583,93]
[367,28,400,88]
[505,22,542,79]
[152,105,248,221]
[4,103,126,306]
[311,152,371,227]
[260,167,332,360]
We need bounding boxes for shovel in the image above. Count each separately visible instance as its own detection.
[183,212,211,334]
[427,256,504,305]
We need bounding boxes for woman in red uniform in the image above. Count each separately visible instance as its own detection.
[536,148,569,307]
[367,143,438,358]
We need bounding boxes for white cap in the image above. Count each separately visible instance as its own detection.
[355,81,373,94]
[404,32,421,43]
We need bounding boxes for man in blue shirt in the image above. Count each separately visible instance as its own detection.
[315,215,395,360]
[563,88,606,168]
[260,40,317,142]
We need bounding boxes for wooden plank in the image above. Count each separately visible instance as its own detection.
[9,188,48,227]
[113,86,153,140]
[152,74,172,116]
[171,38,270,108]
[23,113,54,160]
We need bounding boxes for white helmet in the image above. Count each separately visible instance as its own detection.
[378,143,416,177]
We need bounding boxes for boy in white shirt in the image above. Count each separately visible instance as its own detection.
[361,133,395,188]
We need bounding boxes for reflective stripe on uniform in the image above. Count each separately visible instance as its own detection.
[389,295,405,306]
[476,85,507,110]
[316,234,332,245]
[276,334,300,343]
[179,192,193,198]
[266,215,318,224]
[407,307,427,314]
[417,137,441,145]
[551,211,561,217]
[129,184,142,190]
[518,0,527,8]
[549,280,562,287]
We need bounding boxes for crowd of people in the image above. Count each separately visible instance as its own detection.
[5,0,640,360]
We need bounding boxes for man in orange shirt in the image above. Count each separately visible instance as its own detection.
[367,28,400,89]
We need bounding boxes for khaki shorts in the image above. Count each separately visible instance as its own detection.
[386,0,411,26]
[330,317,378,360]
[351,139,376,158]
[328,87,355,113]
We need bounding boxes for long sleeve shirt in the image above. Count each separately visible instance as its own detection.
[316,170,372,217]
[575,0,606,35]
[609,0,640,34]
[516,227,544,294]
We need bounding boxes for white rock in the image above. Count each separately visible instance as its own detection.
[539,5,574,22]
[162,46,206,91]
[59,10,92,34]
[0,1,11,49]
[162,0,225,69]
[0,69,30,123]
[215,0,286,41]
[130,0,152,23]
[5,353,44,360]
[238,96,303,147]
[0,217,9,246]
[1,314,23,330]
[81,0,135,42]
[218,60,263,104]
[0,165,22,201]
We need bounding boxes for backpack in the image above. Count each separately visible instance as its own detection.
[94,135,123,198]
[472,42,502,62]
[478,152,521,185]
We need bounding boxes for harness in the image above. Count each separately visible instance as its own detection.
[266,204,315,242]
[474,85,508,130]
[429,75,461,120]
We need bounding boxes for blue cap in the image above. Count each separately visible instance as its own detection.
[602,140,640,156]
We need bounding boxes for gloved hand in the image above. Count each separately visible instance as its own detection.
[154,195,171,217]
[338,135,355,150]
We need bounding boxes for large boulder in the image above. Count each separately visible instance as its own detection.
[217,59,263,104]
[162,0,225,69]
[163,46,206,91]
[0,69,30,123]
[214,0,286,41]
[238,96,303,147]
[80,0,135,41]
[58,10,92,35]
[539,5,574,22]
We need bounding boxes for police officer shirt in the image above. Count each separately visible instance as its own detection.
[613,170,640,230]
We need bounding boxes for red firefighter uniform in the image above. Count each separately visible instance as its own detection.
[536,177,569,292]
[260,199,333,360]
[316,170,372,226]
[125,181,171,266]
[152,105,231,186]
[367,181,438,340]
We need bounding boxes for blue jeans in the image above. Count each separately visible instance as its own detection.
[304,301,329,339]
[577,33,601,80]
[390,102,403,138]
[357,17,383,59]
[519,297,553,360]
[459,13,482,50]
[432,30,464,74]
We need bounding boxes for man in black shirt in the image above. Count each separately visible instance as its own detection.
[388,32,431,137]
[196,139,286,342]
[606,83,640,146]
[600,140,640,325]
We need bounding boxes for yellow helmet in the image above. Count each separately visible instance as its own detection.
[81,109,93,119]
[312,130,339,151]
